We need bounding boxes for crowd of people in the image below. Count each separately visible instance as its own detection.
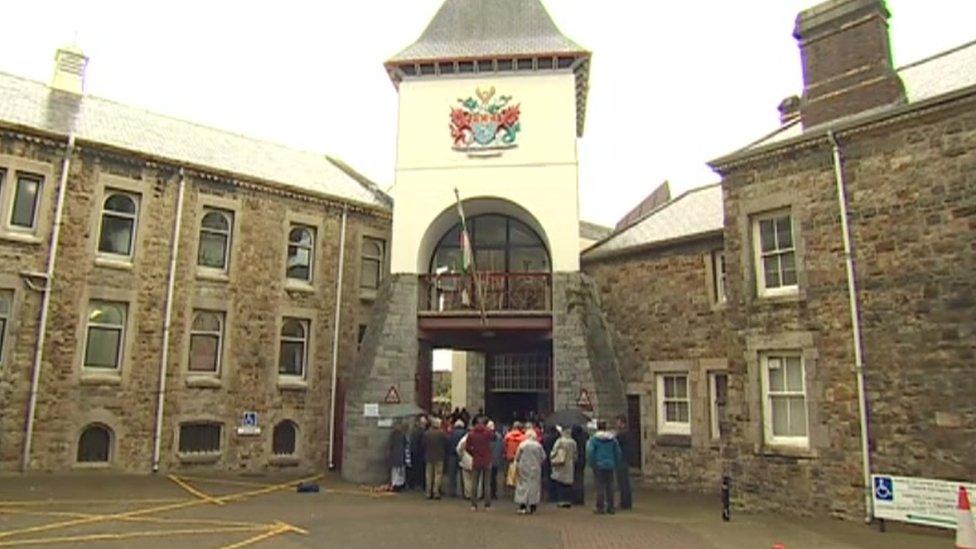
[388,410,635,515]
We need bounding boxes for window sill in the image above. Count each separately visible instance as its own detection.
[80,371,122,385]
[755,287,804,304]
[269,455,300,467]
[73,461,112,470]
[284,280,315,294]
[177,452,221,464]
[758,445,816,460]
[186,375,222,389]
[94,256,134,271]
[359,288,378,302]
[0,231,41,245]
[655,434,692,448]
[196,270,230,283]
[277,378,308,391]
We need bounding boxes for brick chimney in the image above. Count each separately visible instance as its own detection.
[794,0,905,128]
[50,45,88,95]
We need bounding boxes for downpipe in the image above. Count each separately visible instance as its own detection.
[21,133,75,472]
[327,206,348,470]
[827,131,874,524]
[151,167,186,472]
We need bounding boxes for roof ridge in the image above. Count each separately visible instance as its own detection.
[897,38,976,72]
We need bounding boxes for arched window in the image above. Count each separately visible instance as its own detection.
[272,421,298,456]
[286,226,315,282]
[430,214,549,274]
[278,318,309,377]
[198,209,233,271]
[84,301,127,370]
[189,311,224,373]
[98,192,139,257]
[360,237,385,290]
[77,424,112,463]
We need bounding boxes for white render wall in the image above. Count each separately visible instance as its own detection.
[391,71,581,273]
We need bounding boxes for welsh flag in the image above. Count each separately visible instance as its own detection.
[455,190,475,275]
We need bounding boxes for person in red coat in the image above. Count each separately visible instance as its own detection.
[464,416,497,511]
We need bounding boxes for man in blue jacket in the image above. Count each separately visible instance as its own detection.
[586,420,622,514]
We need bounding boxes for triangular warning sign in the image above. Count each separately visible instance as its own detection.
[576,389,593,410]
[384,385,401,404]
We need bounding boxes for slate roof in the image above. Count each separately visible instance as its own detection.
[582,184,723,261]
[579,220,611,241]
[0,71,390,210]
[724,39,976,156]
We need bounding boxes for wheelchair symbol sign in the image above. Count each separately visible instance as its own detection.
[874,477,894,501]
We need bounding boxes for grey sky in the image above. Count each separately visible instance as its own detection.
[1,1,972,227]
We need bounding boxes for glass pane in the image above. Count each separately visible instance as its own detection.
[104,193,136,214]
[759,219,776,252]
[362,237,383,258]
[85,328,121,368]
[439,225,461,248]
[509,220,542,245]
[281,319,306,338]
[788,397,808,436]
[771,397,789,437]
[77,426,110,462]
[198,232,228,269]
[0,318,6,360]
[473,216,506,246]
[98,216,134,256]
[11,177,40,228]
[775,216,793,248]
[781,253,797,286]
[189,334,219,372]
[432,248,460,273]
[286,246,311,280]
[714,374,728,403]
[674,376,688,398]
[763,256,781,288]
[663,376,675,397]
[0,289,11,315]
[785,357,804,391]
[474,248,505,272]
[361,258,380,289]
[201,210,229,231]
[89,303,124,326]
[665,401,679,422]
[509,247,549,272]
[676,402,690,423]
[289,227,313,246]
[191,312,221,332]
[279,341,305,376]
[768,359,785,392]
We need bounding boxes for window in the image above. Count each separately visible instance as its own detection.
[272,421,297,455]
[753,211,797,296]
[286,225,315,282]
[361,237,385,290]
[279,318,308,378]
[77,424,111,463]
[97,192,139,258]
[178,423,221,454]
[0,289,11,364]
[357,324,367,352]
[761,353,808,447]
[188,311,224,374]
[711,250,727,304]
[656,374,690,435]
[709,372,729,440]
[83,301,126,370]
[9,173,43,230]
[198,209,233,271]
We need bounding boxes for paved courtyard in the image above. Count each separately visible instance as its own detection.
[0,473,949,548]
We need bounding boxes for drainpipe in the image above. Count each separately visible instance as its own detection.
[21,133,75,472]
[327,205,348,470]
[827,130,873,523]
[151,167,186,472]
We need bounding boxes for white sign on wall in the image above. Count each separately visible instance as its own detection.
[871,474,976,529]
[364,403,379,418]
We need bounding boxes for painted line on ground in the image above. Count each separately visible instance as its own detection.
[0,498,187,507]
[0,507,265,528]
[219,521,303,549]
[167,474,224,505]
[0,525,269,547]
[171,475,275,488]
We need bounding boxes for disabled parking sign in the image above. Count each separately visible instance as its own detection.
[874,476,893,501]
[871,474,976,529]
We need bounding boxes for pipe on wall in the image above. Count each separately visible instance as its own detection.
[827,130,874,523]
[328,205,349,470]
[21,133,75,472]
[151,167,186,472]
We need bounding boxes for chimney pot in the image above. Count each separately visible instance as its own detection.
[51,45,88,95]
[778,95,802,125]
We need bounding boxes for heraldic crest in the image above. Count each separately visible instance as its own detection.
[450,86,521,152]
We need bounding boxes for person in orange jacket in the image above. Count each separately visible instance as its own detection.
[502,422,526,494]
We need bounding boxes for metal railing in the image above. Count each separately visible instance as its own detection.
[419,272,552,313]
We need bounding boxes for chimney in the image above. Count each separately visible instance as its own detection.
[793,0,905,128]
[51,45,88,95]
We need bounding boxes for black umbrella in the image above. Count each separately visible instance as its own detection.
[545,408,591,428]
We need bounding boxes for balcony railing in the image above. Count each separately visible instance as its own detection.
[419,272,552,313]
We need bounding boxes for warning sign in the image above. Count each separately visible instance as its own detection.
[384,385,401,404]
[576,389,593,410]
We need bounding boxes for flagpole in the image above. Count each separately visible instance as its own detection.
[454,188,488,324]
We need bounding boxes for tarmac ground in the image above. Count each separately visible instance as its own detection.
[0,472,951,548]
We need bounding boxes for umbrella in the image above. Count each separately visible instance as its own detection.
[545,408,591,428]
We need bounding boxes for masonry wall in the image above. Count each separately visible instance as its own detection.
[717,97,976,519]
[583,237,730,493]
[0,129,390,473]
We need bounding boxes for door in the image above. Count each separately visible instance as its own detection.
[626,394,642,469]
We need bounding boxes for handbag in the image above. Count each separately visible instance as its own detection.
[551,446,566,467]
[505,461,517,487]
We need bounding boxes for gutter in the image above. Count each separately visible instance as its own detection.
[827,131,873,524]
[151,167,187,472]
[327,206,349,470]
[21,132,74,471]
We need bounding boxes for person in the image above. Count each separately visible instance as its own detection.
[514,429,546,514]
[615,415,634,510]
[424,417,447,499]
[465,416,496,510]
[549,426,578,508]
[571,424,588,505]
[389,422,409,492]
[541,424,559,502]
[586,420,622,514]
[460,407,470,426]
[408,415,428,491]
[446,420,467,497]
[489,421,505,499]
[457,430,474,500]
[503,422,526,494]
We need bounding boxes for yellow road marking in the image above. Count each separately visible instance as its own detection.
[0,498,186,507]
[167,474,224,505]
[0,474,321,541]
[171,475,274,488]
[0,525,268,547]
[220,522,293,549]
[325,488,394,499]
[0,507,262,528]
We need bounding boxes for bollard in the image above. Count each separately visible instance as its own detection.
[721,475,731,521]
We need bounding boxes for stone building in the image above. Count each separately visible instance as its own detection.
[584,0,975,521]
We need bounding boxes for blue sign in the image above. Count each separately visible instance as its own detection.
[874,476,894,501]
[242,411,258,427]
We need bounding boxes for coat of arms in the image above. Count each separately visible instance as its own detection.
[450,86,521,152]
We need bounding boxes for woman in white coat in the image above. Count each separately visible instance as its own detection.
[514,429,546,514]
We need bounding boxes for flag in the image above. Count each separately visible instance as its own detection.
[454,189,486,322]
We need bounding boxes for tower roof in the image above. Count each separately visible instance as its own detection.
[385,0,591,136]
